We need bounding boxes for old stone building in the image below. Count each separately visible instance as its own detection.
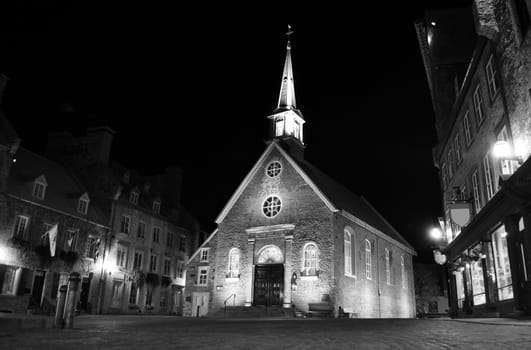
[184,34,416,318]
[416,1,531,317]
[46,127,200,314]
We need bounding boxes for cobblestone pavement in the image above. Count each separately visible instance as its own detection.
[2,316,531,349]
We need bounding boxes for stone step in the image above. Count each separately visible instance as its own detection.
[210,306,294,318]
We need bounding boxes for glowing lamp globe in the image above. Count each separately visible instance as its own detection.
[429,227,443,241]
[493,140,511,159]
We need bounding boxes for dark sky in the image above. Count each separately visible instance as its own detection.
[0,1,473,262]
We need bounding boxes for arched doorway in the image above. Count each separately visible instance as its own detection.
[254,245,284,306]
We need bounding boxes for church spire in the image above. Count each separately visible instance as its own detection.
[277,25,297,110]
[268,25,306,160]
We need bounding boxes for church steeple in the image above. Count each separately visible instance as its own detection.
[268,25,306,159]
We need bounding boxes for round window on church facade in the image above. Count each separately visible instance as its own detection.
[262,195,282,218]
[266,161,282,177]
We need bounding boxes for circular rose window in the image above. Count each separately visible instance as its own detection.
[262,195,282,218]
[266,161,282,178]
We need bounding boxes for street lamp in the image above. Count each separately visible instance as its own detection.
[493,140,523,164]
[429,227,443,241]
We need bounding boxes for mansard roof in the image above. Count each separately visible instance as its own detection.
[7,148,108,227]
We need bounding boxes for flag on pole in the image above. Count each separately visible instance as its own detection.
[46,224,58,257]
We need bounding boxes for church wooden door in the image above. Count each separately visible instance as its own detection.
[253,264,283,306]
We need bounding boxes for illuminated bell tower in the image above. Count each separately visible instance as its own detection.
[268,25,306,160]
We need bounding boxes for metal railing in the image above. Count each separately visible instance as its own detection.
[224,294,236,313]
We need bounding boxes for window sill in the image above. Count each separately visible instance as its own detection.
[300,275,318,281]
[344,273,356,279]
[225,277,239,282]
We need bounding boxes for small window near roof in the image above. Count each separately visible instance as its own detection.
[78,193,90,215]
[153,201,161,214]
[130,191,139,205]
[32,175,47,200]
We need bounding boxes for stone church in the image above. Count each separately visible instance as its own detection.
[185,33,416,318]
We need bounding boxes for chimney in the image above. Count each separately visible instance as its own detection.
[0,74,8,105]
[165,167,183,205]
[86,126,115,166]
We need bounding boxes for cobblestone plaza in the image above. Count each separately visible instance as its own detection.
[2,316,531,349]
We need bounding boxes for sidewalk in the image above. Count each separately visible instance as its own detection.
[0,312,52,330]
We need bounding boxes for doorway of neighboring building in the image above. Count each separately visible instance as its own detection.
[28,270,46,310]
[78,275,92,312]
[253,264,284,306]
[192,292,209,317]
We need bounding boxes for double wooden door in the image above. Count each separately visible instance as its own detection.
[253,264,283,306]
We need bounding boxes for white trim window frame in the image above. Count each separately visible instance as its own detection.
[163,258,171,276]
[13,215,30,239]
[365,239,372,280]
[483,154,495,200]
[227,248,240,279]
[200,248,209,262]
[32,178,47,200]
[137,221,146,238]
[133,250,144,270]
[454,134,462,165]
[344,230,352,276]
[401,255,407,289]
[197,266,209,286]
[473,85,485,126]
[130,191,139,205]
[463,111,472,146]
[152,226,160,243]
[120,215,131,234]
[302,242,318,277]
[77,196,89,215]
[485,54,499,99]
[472,169,482,213]
[150,254,158,272]
[116,244,128,268]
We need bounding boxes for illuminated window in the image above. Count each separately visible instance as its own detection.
[302,243,318,276]
[266,161,282,177]
[32,175,47,200]
[198,267,209,286]
[120,215,131,234]
[492,226,513,300]
[471,258,486,305]
[473,85,484,125]
[77,193,89,215]
[483,154,495,200]
[262,195,281,218]
[130,191,139,205]
[455,269,465,309]
[365,239,372,280]
[463,111,472,146]
[385,248,391,285]
[344,230,352,275]
[471,170,482,213]
[227,248,240,278]
[13,215,29,239]
[497,126,517,175]
[275,117,284,136]
[485,54,499,98]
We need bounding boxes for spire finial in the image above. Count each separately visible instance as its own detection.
[286,24,294,49]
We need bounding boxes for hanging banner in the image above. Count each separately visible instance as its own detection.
[47,223,58,257]
[449,202,472,227]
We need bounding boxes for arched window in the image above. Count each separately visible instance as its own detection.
[344,229,352,275]
[385,248,391,285]
[365,239,372,280]
[302,243,318,276]
[401,255,406,289]
[227,248,240,279]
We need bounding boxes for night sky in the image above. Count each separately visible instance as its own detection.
[0,1,473,262]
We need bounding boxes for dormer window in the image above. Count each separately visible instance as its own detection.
[153,201,160,214]
[130,191,139,205]
[78,193,90,215]
[32,175,47,200]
